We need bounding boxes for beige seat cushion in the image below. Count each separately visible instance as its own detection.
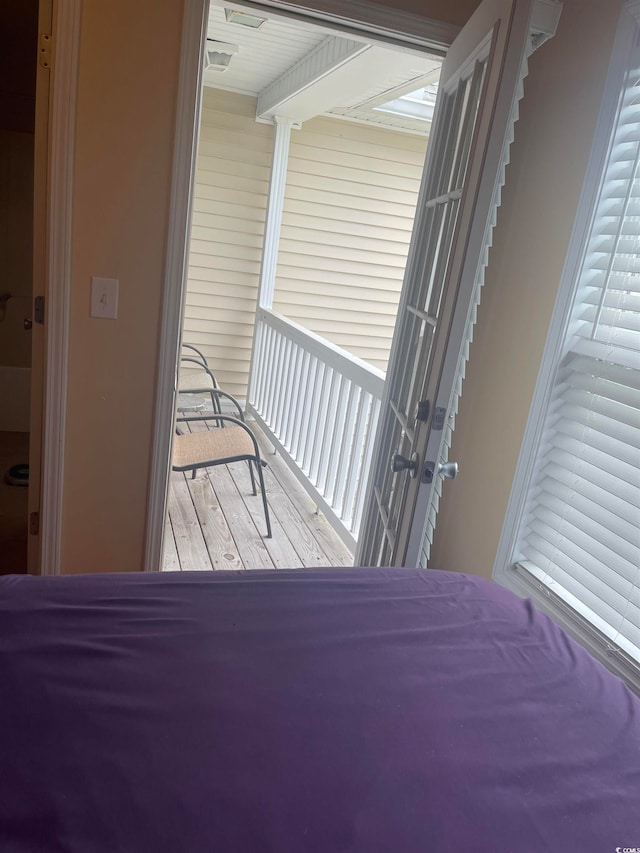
[178,368,215,391]
[173,426,255,470]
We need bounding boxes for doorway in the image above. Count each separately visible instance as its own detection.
[0,0,39,575]
[162,0,444,570]
[148,0,558,573]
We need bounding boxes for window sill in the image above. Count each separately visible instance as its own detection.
[496,561,640,697]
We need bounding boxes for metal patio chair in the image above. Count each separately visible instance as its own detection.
[173,387,272,538]
[178,343,222,415]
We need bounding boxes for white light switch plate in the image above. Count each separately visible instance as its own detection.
[91,276,119,319]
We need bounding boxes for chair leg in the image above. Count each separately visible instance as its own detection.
[191,468,196,480]
[256,461,272,538]
[248,460,257,495]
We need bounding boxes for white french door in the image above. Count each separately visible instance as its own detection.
[356,0,554,567]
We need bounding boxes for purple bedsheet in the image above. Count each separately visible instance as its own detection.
[0,567,639,852]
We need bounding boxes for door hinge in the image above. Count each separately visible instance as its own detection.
[34,295,45,325]
[30,511,40,536]
[39,33,53,70]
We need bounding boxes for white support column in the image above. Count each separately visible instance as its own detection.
[257,116,295,309]
[246,116,296,409]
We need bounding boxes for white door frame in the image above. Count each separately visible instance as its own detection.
[142,0,462,571]
[36,0,81,575]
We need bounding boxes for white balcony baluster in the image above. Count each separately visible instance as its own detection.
[247,307,385,551]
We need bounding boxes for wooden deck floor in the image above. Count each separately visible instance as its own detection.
[163,424,353,571]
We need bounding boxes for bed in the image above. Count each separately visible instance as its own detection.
[1,567,638,852]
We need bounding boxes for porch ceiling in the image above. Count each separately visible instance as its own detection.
[205,2,441,136]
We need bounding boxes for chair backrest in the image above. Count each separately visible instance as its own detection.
[181,343,208,367]
[179,342,219,392]
[179,357,218,388]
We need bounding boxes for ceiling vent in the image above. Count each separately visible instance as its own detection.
[224,8,267,28]
[204,40,239,72]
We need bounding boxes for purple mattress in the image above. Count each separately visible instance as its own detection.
[1,567,639,852]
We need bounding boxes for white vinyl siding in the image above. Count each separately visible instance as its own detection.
[514,33,640,666]
[182,89,273,400]
[273,116,427,372]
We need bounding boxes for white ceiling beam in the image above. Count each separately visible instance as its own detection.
[256,35,368,122]
[257,39,439,125]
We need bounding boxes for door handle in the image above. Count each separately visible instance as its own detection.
[24,318,33,331]
[390,452,419,478]
[438,461,459,479]
[422,460,460,483]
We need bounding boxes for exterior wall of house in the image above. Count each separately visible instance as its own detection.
[273,117,427,372]
[182,89,273,400]
[429,0,624,580]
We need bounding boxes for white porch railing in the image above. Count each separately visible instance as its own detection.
[247,308,384,551]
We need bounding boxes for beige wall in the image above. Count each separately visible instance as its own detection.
[274,116,426,371]
[429,0,624,578]
[61,0,182,573]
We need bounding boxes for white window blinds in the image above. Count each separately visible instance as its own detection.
[516,37,640,664]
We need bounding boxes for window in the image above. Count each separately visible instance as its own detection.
[498,5,640,679]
